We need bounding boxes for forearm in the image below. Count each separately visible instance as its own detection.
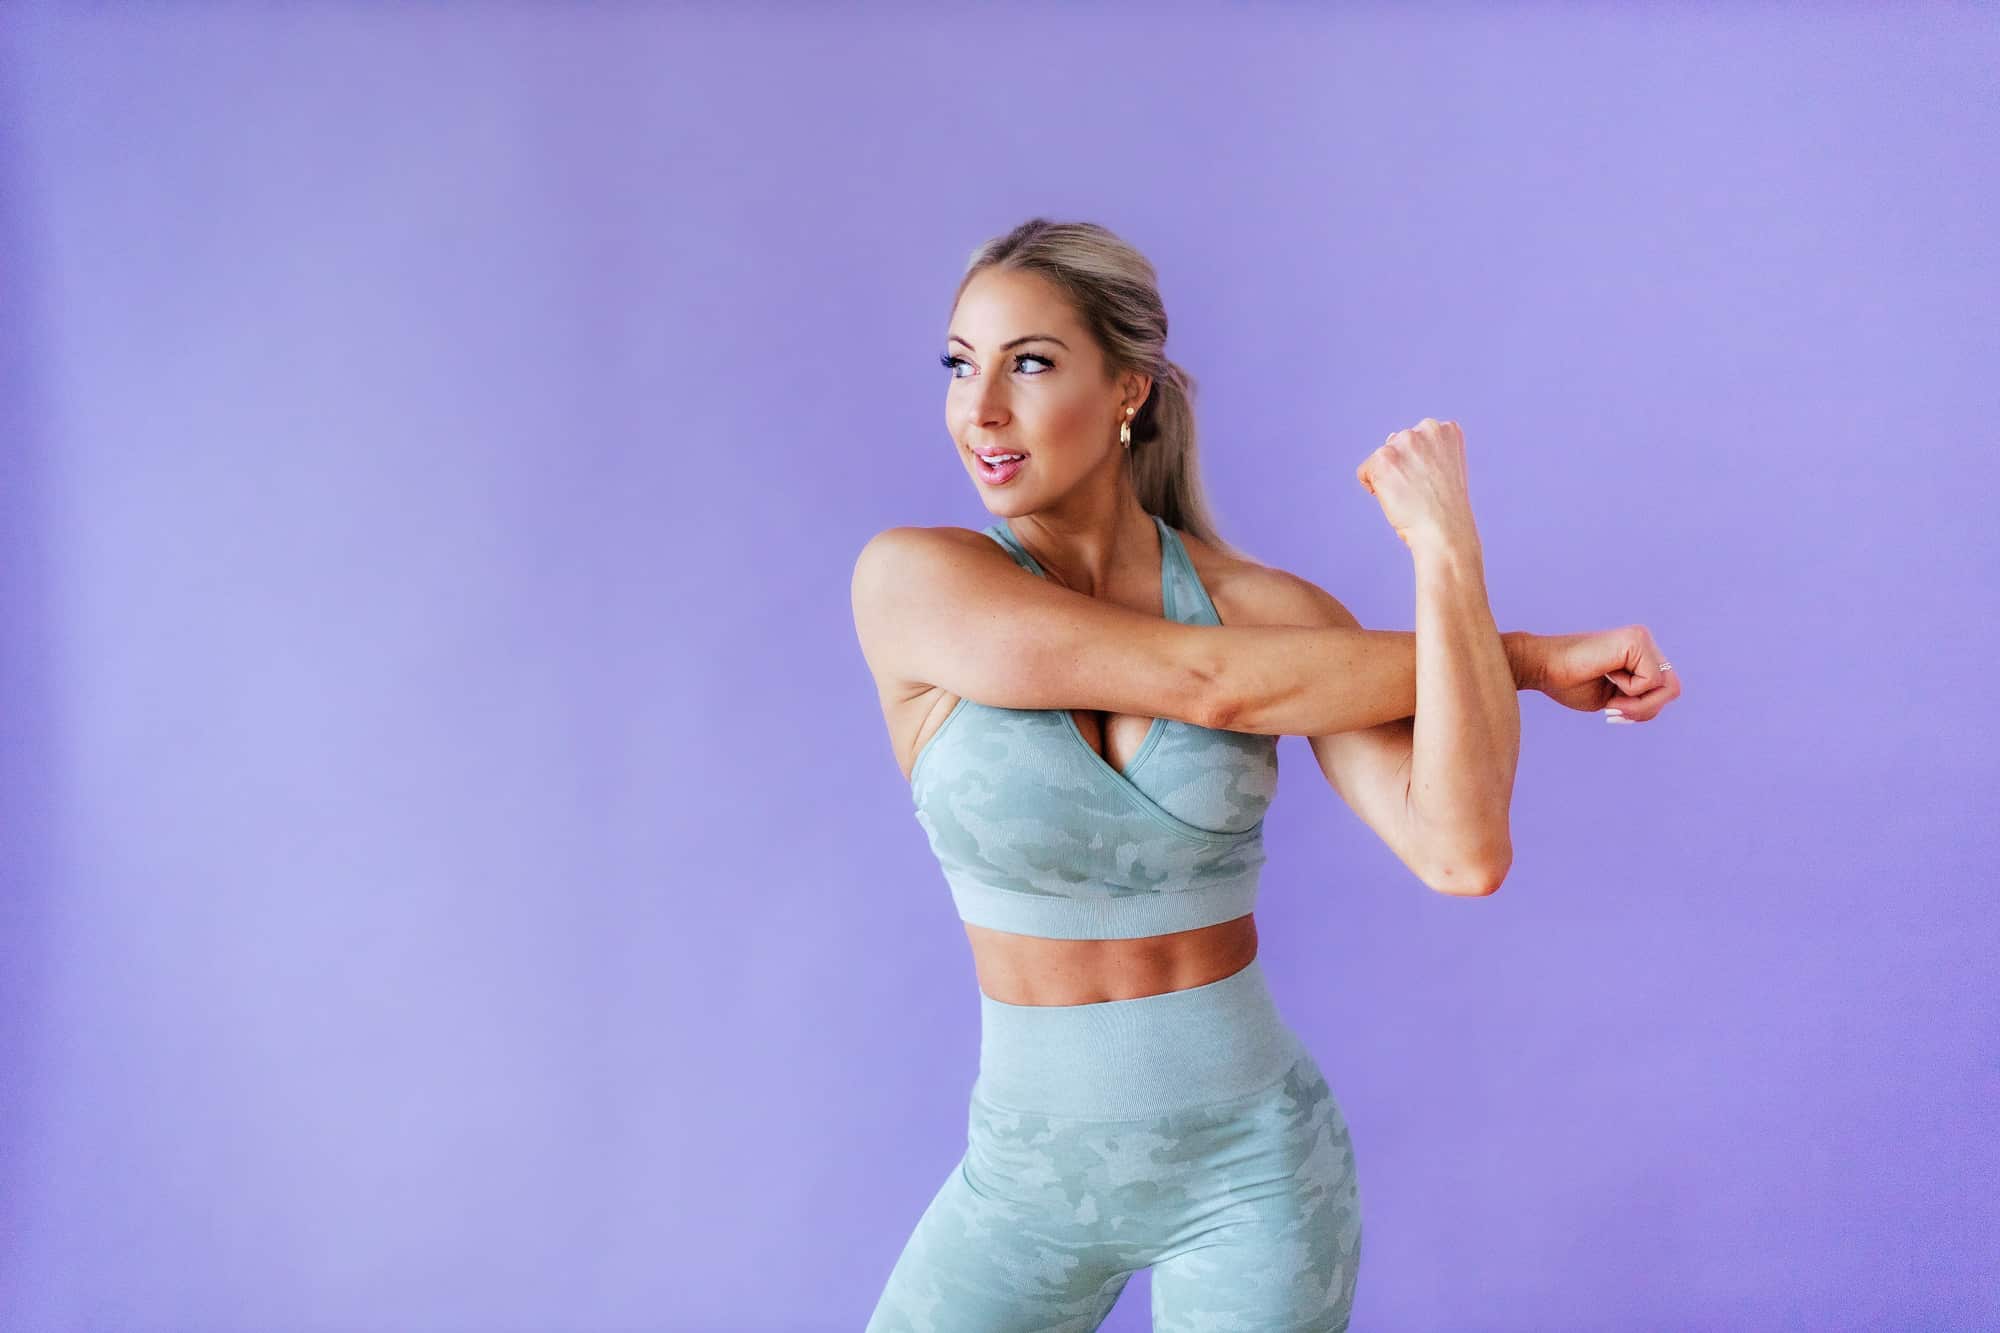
[1407,542,1521,887]
[1210,622,1536,739]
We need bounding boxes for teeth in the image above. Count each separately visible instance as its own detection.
[981,453,1023,464]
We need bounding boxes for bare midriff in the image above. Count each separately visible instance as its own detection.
[964,913,1259,1006]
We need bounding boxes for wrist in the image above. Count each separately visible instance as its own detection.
[1501,631,1542,692]
[1406,525,1484,570]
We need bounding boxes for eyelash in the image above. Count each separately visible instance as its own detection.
[939,352,1054,378]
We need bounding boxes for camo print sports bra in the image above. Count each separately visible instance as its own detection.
[908,513,1280,940]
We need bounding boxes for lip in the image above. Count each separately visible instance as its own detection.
[973,450,1029,485]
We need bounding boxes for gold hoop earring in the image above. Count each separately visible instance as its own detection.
[1120,407,1135,449]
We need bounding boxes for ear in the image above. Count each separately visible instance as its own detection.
[1122,369,1154,416]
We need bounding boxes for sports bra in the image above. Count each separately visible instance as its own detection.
[908,513,1280,940]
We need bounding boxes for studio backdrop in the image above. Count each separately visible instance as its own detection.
[2,4,1993,1330]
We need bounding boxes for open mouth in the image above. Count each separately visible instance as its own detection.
[975,451,1028,483]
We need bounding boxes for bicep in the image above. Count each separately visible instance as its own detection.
[850,526,1222,727]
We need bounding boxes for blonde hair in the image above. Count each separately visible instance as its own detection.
[951,218,1247,559]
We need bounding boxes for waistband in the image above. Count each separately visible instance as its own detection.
[974,956,1304,1121]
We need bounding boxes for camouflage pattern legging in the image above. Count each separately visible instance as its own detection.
[865,957,1364,1331]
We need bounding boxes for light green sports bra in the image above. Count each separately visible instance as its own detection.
[908,513,1281,940]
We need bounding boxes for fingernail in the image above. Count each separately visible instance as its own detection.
[1606,715,1634,725]
[1604,708,1623,717]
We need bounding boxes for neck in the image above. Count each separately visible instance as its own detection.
[1006,500,1160,598]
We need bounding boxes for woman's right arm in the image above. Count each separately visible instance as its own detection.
[850,526,1481,737]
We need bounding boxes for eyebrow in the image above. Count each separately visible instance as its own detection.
[946,333,1071,352]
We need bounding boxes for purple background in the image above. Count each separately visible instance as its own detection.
[4,4,1994,1329]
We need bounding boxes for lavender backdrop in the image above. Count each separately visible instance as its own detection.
[3,4,1994,1330]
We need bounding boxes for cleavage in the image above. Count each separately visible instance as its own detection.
[1018,516,1173,774]
[1070,708,1159,775]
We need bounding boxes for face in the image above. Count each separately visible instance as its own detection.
[942,267,1146,509]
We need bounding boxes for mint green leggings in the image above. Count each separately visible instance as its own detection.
[865,958,1363,1331]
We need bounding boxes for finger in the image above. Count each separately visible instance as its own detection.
[1604,682,1676,722]
[1600,660,1680,696]
[1605,666,1678,703]
[1605,659,1684,720]
[1632,664,1683,701]
[1602,626,1674,695]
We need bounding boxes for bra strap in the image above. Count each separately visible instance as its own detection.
[1157,519,1223,625]
[984,521,1045,577]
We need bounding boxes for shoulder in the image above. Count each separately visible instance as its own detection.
[851,523,1005,587]
[855,522,996,559]
[850,525,1024,655]
[1173,527,1363,630]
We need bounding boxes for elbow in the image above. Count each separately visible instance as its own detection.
[1197,654,1245,733]
[1425,840,1513,897]
[1204,694,1244,734]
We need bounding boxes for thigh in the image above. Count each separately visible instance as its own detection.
[866,1154,1134,1333]
[1147,1060,1364,1333]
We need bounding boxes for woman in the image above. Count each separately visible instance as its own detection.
[850,219,1681,1331]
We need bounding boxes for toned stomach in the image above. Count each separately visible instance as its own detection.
[965,913,1259,1006]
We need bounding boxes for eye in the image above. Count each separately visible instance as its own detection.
[939,352,1055,379]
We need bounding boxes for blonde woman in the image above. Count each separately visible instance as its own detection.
[851,219,1681,1331]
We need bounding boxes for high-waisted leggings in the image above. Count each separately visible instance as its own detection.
[866,957,1364,1332]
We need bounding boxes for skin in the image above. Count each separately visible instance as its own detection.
[865,266,1681,1006]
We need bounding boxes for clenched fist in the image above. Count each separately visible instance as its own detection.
[1357,417,1478,553]
[1523,625,1684,723]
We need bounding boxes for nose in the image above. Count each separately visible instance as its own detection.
[971,378,1009,430]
